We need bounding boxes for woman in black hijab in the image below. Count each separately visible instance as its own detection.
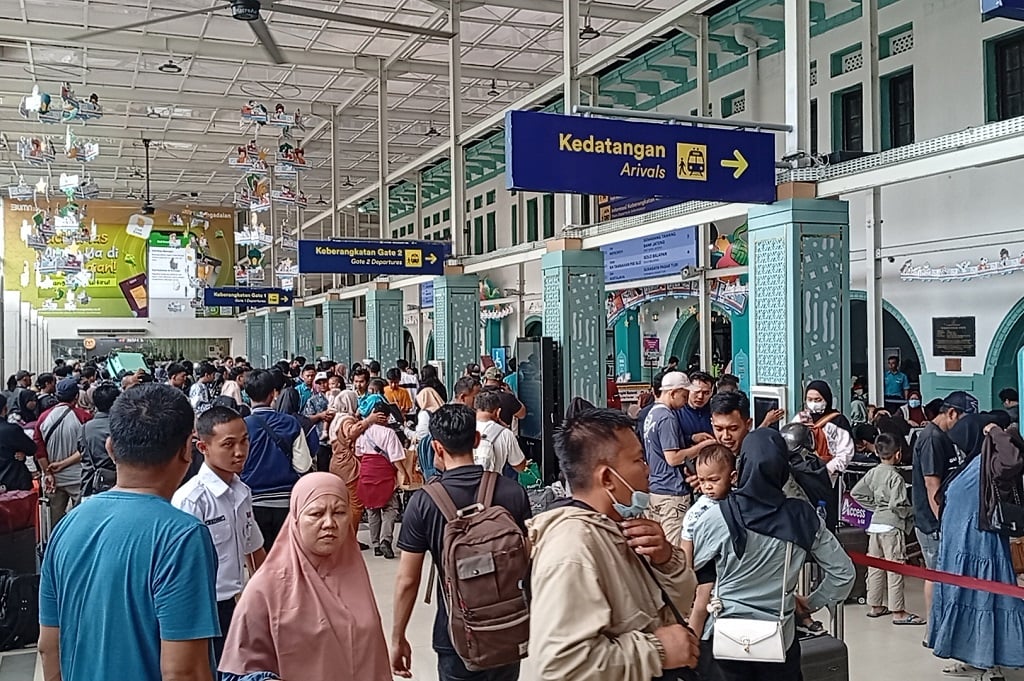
[795,380,856,483]
[692,428,855,681]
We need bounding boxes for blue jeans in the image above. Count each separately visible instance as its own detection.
[437,653,520,681]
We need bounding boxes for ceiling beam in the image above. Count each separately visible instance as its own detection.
[0,78,472,125]
[0,20,553,84]
[452,0,658,21]
[0,120,430,154]
[304,0,724,228]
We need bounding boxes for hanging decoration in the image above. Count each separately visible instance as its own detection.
[275,141,307,171]
[234,174,271,212]
[17,136,56,165]
[606,280,748,326]
[6,177,34,200]
[229,140,270,174]
[270,185,307,207]
[235,220,273,249]
[899,251,1024,282]
[64,127,100,163]
[19,83,102,124]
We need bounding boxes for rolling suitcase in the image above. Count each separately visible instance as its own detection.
[36,490,52,570]
[800,634,849,681]
[834,526,868,604]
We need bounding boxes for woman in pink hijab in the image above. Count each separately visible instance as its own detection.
[219,472,392,681]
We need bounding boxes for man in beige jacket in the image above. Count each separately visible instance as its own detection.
[529,408,700,681]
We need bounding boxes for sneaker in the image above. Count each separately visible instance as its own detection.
[942,663,986,677]
[797,619,826,637]
[373,546,383,557]
[380,540,395,560]
[358,542,370,551]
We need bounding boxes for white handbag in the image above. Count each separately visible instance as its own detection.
[710,542,793,663]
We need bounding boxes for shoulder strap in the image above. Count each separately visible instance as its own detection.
[252,413,294,461]
[812,412,841,429]
[43,406,74,448]
[778,542,793,620]
[476,470,498,507]
[635,553,686,625]
[422,481,459,522]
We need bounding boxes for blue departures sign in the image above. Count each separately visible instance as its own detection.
[204,286,293,308]
[505,110,777,203]
[602,227,698,284]
[298,239,447,275]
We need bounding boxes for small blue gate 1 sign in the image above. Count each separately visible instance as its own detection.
[505,110,777,204]
[298,239,447,275]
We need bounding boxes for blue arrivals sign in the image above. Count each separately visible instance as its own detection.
[982,0,1024,20]
[204,286,293,308]
[602,227,698,284]
[298,239,446,275]
[505,110,776,203]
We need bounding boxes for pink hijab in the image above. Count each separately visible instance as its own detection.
[218,473,391,681]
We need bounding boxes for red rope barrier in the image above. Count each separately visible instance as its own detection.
[847,551,1024,599]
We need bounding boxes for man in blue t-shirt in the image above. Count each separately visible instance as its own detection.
[643,371,697,545]
[39,383,220,681]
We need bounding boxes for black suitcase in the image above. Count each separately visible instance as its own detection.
[800,634,849,681]
[835,526,868,604]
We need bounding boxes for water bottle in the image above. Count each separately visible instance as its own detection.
[816,500,828,524]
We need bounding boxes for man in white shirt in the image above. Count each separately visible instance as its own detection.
[173,406,266,663]
[474,390,528,475]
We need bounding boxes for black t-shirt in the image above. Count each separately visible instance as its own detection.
[912,421,959,534]
[481,386,523,427]
[396,465,531,653]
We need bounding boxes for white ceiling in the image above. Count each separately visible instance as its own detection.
[0,0,678,210]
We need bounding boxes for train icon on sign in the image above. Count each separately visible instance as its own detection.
[676,143,708,182]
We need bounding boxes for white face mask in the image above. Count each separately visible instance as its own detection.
[806,400,827,414]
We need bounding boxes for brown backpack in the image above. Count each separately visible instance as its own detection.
[422,472,530,671]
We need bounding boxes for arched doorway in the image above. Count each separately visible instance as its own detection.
[424,331,435,362]
[524,316,542,338]
[987,296,1024,407]
[849,295,925,390]
[665,306,735,373]
[403,329,416,366]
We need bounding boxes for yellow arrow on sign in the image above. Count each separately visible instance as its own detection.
[721,149,749,179]
[426,253,438,265]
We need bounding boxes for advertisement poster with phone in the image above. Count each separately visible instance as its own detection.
[2,200,236,317]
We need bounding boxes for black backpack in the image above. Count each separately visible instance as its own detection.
[0,569,39,650]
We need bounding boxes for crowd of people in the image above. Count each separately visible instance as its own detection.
[3,351,1023,681]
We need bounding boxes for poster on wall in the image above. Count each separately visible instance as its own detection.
[148,231,197,298]
[2,200,237,317]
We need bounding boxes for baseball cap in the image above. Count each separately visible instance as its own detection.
[314,371,329,383]
[660,371,692,392]
[943,390,978,415]
[466,363,481,378]
[483,366,503,381]
[56,378,80,402]
[15,370,34,380]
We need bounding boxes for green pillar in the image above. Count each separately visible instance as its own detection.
[613,309,642,380]
[434,272,480,395]
[730,307,751,394]
[747,199,851,415]
[323,300,354,367]
[366,286,404,367]
[542,248,606,406]
[265,311,290,364]
[246,316,266,366]
[289,307,316,361]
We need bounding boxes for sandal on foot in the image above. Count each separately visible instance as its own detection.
[893,614,926,625]
[942,663,985,677]
[866,608,891,618]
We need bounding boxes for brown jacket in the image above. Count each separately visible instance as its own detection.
[527,504,696,681]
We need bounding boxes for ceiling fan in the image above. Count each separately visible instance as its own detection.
[69,0,455,65]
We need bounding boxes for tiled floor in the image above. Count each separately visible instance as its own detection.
[3,528,1020,681]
